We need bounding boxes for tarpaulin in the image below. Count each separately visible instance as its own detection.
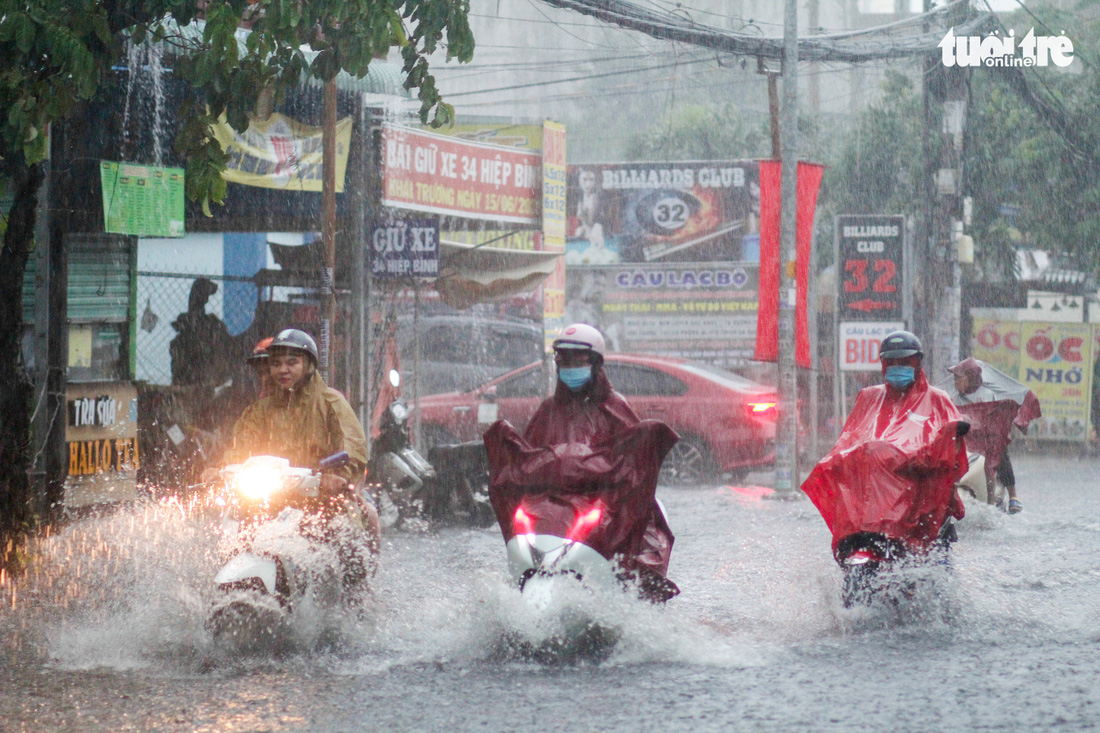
[755,160,824,368]
[938,357,1042,479]
[801,371,968,556]
[483,372,679,578]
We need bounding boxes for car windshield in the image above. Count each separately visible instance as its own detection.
[678,362,762,391]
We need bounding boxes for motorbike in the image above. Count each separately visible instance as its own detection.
[370,370,494,529]
[369,375,437,528]
[955,450,1006,509]
[802,378,970,609]
[835,520,958,608]
[207,451,376,648]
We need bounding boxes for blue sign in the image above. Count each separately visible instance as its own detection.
[369,218,439,278]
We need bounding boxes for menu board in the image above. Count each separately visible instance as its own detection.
[100,161,185,237]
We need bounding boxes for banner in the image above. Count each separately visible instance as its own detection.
[971,316,1021,378]
[1018,322,1093,441]
[211,112,353,192]
[566,263,759,367]
[836,215,905,321]
[542,121,567,351]
[100,161,185,237]
[754,161,824,369]
[382,124,541,224]
[565,161,760,265]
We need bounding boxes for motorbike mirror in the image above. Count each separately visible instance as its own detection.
[318,451,350,470]
[956,421,971,437]
[388,369,401,388]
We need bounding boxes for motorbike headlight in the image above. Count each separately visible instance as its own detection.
[234,464,284,501]
[390,403,408,421]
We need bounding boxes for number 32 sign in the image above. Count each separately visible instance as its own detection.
[836,215,905,321]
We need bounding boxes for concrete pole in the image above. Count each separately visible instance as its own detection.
[321,79,337,383]
[774,0,800,495]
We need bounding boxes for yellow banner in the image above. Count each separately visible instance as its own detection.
[212,113,352,192]
[971,317,1021,378]
[1019,321,1093,442]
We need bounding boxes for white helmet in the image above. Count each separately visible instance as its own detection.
[553,323,606,357]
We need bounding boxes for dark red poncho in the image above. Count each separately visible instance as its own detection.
[801,371,968,557]
[483,370,679,578]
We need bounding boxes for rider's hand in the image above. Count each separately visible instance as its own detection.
[320,473,348,495]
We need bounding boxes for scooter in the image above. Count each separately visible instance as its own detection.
[955,451,1007,509]
[207,451,374,649]
[836,521,957,608]
[369,370,437,529]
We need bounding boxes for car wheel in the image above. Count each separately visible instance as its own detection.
[660,435,716,487]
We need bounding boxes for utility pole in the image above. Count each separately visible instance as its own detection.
[923,2,969,382]
[774,0,800,495]
[321,79,337,383]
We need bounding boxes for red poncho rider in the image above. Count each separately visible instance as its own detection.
[483,323,680,601]
[802,330,969,559]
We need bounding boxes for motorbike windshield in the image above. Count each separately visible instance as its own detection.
[802,372,968,555]
[483,418,678,577]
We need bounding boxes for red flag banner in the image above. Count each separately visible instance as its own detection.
[754,161,824,368]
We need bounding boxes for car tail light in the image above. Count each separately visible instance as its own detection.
[747,400,777,419]
[568,506,603,541]
[514,507,535,535]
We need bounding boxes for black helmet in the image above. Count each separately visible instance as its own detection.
[268,328,318,364]
[880,330,923,359]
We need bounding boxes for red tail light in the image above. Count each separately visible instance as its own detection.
[568,506,603,540]
[514,507,535,535]
[747,401,777,418]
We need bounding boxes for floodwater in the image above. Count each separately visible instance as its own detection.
[1,451,1098,731]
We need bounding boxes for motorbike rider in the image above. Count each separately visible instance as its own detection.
[947,357,1040,514]
[802,330,968,558]
[507,323,678,600]
[224,328,381,587]
[245,336,275,399]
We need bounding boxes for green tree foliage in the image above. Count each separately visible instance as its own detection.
[0,0,474,540]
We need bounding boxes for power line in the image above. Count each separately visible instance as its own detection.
[536,0,997,62]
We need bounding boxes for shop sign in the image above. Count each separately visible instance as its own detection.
[838,321,906,372]
[836,215,905,321]
[382,124,541,224]
[369,218,439,278]
[1019,322,1093,441]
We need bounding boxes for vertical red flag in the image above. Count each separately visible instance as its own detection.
[754,160,824,368]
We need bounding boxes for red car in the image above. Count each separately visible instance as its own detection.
[417,354,777,485]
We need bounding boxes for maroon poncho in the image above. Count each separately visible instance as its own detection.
[801,370,968,557]
[483,370,679,579]
[939,357,1042,481]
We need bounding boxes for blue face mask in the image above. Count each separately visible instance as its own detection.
[884,365,916,390]
[558,366,592,391]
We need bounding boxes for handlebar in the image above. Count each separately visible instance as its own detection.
[318,451,350,470]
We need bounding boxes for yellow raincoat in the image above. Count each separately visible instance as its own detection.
[226,370,367,483]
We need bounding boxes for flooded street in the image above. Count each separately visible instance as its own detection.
[2,450,1098,731]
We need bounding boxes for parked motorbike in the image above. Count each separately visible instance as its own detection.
[369,371,437,529]
[207,451,375,649]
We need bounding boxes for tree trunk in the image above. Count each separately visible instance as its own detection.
[0,162,45,547]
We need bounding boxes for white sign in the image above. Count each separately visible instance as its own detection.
[939,28,1074,68]
[839,321,905,372]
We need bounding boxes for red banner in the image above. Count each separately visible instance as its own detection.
[754,161,824,368]
[382,124,542,224]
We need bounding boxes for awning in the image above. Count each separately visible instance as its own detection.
[434,239,561,310]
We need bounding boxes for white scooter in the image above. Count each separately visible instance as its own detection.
[955,451,1006,509]
[370,370,436,529]
[208,451,374,649]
